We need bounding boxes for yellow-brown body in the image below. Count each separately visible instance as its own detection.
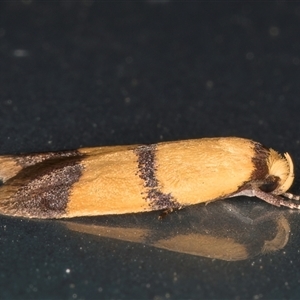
[68,139,279,216]
[0,137,298,219]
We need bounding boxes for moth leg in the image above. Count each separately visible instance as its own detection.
[253,188,300,209]
[158,206,183,220]
[281,192,300,201]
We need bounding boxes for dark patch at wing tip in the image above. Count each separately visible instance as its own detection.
[0,152,84,219]
[15,150,81,168]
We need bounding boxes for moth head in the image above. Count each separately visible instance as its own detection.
[266,149,294,195]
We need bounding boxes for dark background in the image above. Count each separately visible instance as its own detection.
[1,1,300,299]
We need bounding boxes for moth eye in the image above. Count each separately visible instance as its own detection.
[259,175,279,193]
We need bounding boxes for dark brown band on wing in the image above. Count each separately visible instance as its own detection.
[134,145,180,211]
[251,142,269,180]
[250,142,280,193]
[0,151,84,218]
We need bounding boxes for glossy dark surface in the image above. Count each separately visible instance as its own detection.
[1,2,300,299]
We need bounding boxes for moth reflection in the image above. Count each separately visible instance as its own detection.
[61,201,291,261]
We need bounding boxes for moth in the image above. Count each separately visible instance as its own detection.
[0,137,299,219]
